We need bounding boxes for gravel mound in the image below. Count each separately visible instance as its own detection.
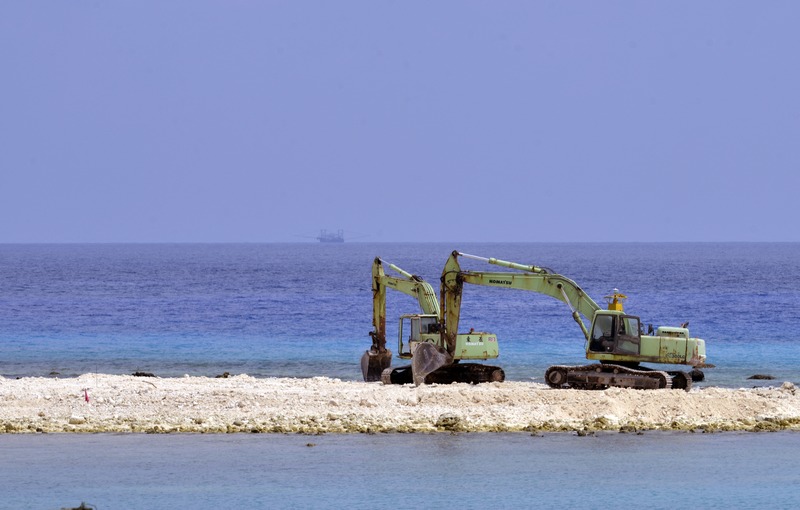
[1,374,799,434]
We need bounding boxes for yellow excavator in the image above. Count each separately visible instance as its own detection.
[361,257,504,385]
[441,251,708,390]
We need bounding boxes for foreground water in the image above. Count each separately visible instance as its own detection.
[1,432,799,509]
[1,242,799,386]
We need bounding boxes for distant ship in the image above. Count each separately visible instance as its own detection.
[316,229,345,243]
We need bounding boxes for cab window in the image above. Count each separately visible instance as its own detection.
[616,316,641,354]
[592,315,613,341]
[590,315,614,352]
[410,317,420,342]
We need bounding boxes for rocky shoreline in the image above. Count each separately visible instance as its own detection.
[1,374,799,434]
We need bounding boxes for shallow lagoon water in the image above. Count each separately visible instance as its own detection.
[2,432,799,509]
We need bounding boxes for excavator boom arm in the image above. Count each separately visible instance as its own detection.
[460,272,599,339]
[378,278,440,316]
[442,251,601,343]
[371,258,440,351]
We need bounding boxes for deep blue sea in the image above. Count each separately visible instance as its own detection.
[1,243,799,508]
[2,242,799,386]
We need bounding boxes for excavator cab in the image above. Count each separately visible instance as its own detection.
[588,312,641,355]
[397,314,441,358]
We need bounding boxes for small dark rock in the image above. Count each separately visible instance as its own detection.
[216,372,231,378]
[747,374,775,380]
[435,414,463,432]
[132,371,156,377]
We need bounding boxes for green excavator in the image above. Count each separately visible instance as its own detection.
[441,251,708,390]
[361,257,505,385]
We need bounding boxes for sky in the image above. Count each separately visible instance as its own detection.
[1,1,798,242]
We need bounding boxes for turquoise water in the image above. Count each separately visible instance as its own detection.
[1,432,799,509]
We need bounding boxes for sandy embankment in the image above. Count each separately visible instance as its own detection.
[1,374,799,434]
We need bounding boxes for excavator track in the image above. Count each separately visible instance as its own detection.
[667,370,693,391]
[381,365,413,385]
[545,364,676,390]
[381,363,504,385]
[425,363,505,384]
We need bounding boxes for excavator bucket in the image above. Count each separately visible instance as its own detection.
[361,349,392,382]
[411,342,453,386]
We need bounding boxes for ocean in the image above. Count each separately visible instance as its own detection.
[1,242,799,385]
[1,243,799,508]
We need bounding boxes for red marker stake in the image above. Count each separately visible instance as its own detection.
[84,388,89,403]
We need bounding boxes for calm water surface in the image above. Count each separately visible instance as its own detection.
[2,432,800,509]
